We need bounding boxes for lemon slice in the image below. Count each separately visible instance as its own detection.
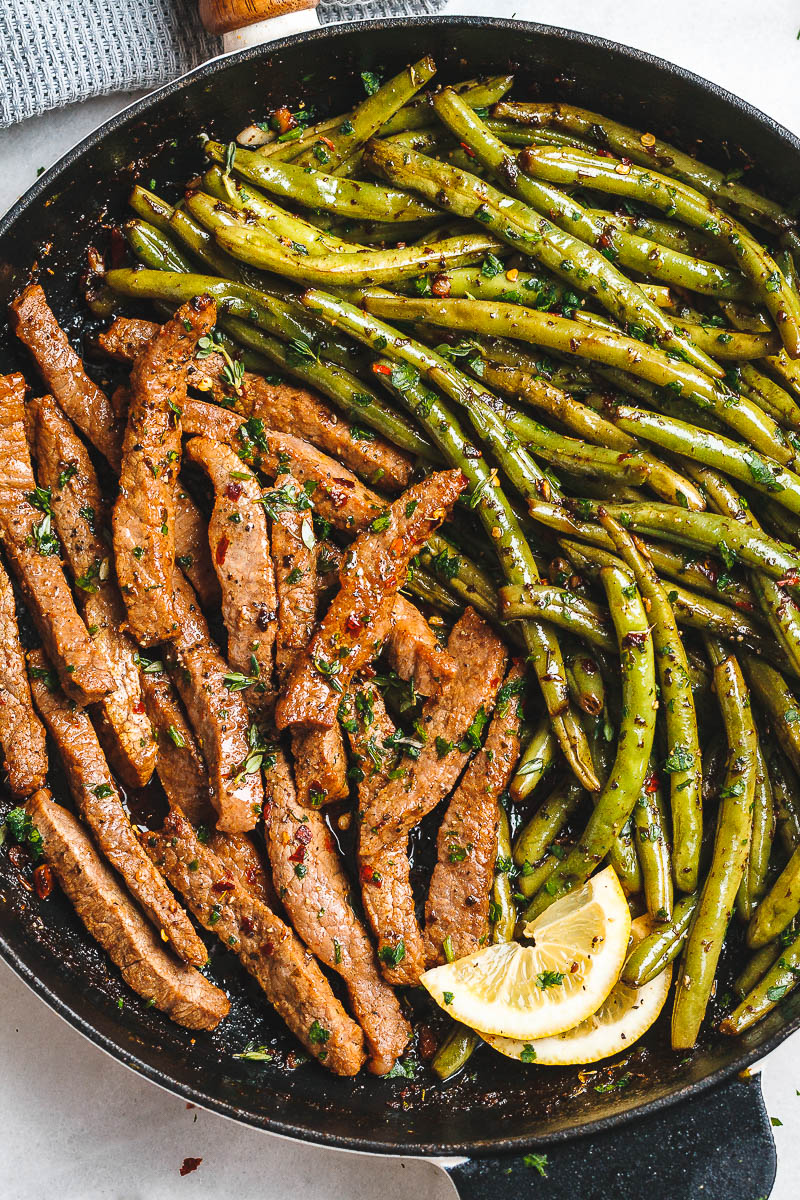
[483,915,672,1064]
[420,865,631,1040]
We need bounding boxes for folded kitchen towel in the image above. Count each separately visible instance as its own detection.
[0,0,445,129]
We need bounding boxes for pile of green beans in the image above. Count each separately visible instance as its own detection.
[103,60,800,1060]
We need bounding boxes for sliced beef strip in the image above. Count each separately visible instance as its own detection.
[269,472,348,807]
[207,830,277,907]
[168,571,263,832]
[30,393,156,789]
[360,608,508,858]
[0,374,112,705]
[386,595,456,698]
[0,555,47,797]
[184,437,277,709]
[275,469,467,732]
[423,662,525,966]
[28,649,208,969]
[341,683,426,987]
[174,485,222,611]
[113,295,216,646]
[138,664,214,826]
[181,399,385,533]
[144,808,365,1075]
[27,790,228,1030]
[95,316,413,490]
[264,750,411,1074]
[10,285,124,468]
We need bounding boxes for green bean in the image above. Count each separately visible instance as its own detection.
[402,568,462,616]
[418,533,500,614]
[492,807,517,943]
[621,893,698,987]
[615,405,800,519]
[300,288,599,790]
[734,940,783,999]
[566,651,606,718]
[770,748,800,854]
[128,184,176,232]
[379,74,514,140]
[509,717,558,803]
[740,363,800,430]
[292,57,436,174]
[599,510,702,892]
[431,1025,480,1082]
[363,135,723,377]
[633,766,674,921]
[586,208,726,263]
[124,219,193,273]
[498,407,652,488]
[720,927,800,1036]
[168,206,256,284]
[524,566,656,916]
[512,779,584,896]
[360,294,795,466]
[736,739,775,924]
[580,705,642,895]
[205,140,439,222]
[748,842,800,949]
[498,583,615,652]
[742,656,800,779]
[520,145,800,358]
[495,101,792,236]
[671,648,757,1049]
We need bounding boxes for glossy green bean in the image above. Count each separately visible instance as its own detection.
[566,651,606,718]
[431,1025,480,1082]
[620,893,698,987]
[498,583,615,652]
[720,927,800,1035]
[748,843,800,949]
[124,219,193,273]
[734,940,783,999]
[509,718,558,803]
[492,807,517,943]
[742,656,800,780]
[671,649,757,1049]
[513,780,584,897]
[524,566,656,916]
[736,739,775,924]
[769,748,800,855]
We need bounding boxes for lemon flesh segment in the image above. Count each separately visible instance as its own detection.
[483,916,671,1065]
[420,865,631,1041]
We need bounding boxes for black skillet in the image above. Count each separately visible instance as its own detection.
[1,17,799,1199]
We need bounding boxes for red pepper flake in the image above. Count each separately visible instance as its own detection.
[360,865,382,887]
[645,773,660,794]
[371,362,392,376]
[346,613,364,633]
[216,535,229,565]
[319,135,336,152]
[241,916,255,935]
[778,573,800,587]
[622,630,648,649]
[295,824,313,845]
[459,141,476,158]
[272,106,297,134]
[288,844,306,864]
[431,273,451,297]
[133,700,146,714]
[225,481,243,501]
[211,877,235,894]
[179,1157,202,1177]
[34,863,54,900]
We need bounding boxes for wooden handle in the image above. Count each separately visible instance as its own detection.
[198,0,318,36]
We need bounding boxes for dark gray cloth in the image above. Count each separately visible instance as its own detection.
[0,0,445,129]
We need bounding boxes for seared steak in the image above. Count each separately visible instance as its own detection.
[94,317,159,363]
[184,436,277,709]
[386,595,456,697]
[275,469,467,732]
[341,684,425,986]
[424,662,525,966]
[264,750,411,1074]
[0,373,112,705]
[113,296,215,645]
[30,393,156,788]
[174,485,222,610]
[207,830,276,907]
[10,285,124,468]
[0,555,47,797]
[168,571,263,832]
[28,649,207,968]
[27,790,228,1030]
[144,808,366,1074]
[137,662,214,826]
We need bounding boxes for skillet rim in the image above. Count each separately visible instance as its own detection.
[1,13,800,1158]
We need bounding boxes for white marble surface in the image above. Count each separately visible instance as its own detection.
[2,1,800,1195]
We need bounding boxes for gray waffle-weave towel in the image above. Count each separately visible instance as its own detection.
[0,0,445,129]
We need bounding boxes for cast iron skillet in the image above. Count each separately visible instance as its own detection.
[1,17,800,1199]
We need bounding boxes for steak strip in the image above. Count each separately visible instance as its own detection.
[387,595,456,697]
[269,472,347,806]
[207,830,277,907]
[341,683,424,987]
[144,808,365,1075]
[275,469,467,732]
[423,662,525,966]
[10,284,124,467]
[174,484,222,610]
[30,393,157,788]
[184,436,276,709]
[0,554,47,797]
[181,398,385,530]
[0,373,112,705]
[95,316,413,490]
[113,296,215,645]
[168,571,263,832]
[264,751,411,1074]
[28,649,207,968]
[138,663,214,826]
[27,789,228,1030]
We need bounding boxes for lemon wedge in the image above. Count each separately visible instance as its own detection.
[420,865,631,1040]
[483,915,672,1064]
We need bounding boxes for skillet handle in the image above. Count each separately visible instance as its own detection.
[444,1073,776,1200]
